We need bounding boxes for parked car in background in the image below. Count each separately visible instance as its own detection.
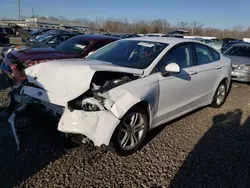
[2,26,15,36]
[119,34,141,39]
[223,43,250,82]
[191,38,213,43]
[191,38,223,51]
[1,35,118,85]
[144,33,167,37]
[221,38,238,47]
[0,26,9,45]
[221,40,243,53]
[34,29,80,39]
[1,32,77,58]
[8,23,32,41]
[30,28,52,38]
[9,37,231,155]
[167,30,189,38]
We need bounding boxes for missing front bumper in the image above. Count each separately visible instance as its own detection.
[8,87,121,148]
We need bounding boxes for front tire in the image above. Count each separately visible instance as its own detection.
[211,81,227,108]
[111,106,149,156]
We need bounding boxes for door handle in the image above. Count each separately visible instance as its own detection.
[216,66,222,69]
[188,71,198,75]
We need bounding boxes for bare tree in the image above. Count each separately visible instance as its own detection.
[177,21,189,30]
[21,15,250,39]
[190,21,204,36]
[232,24,244,39]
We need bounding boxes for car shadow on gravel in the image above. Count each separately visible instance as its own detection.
[142,107,205,149]
[169,109,250,188]
[0,113,78,188]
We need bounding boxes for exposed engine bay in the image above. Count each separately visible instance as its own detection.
[68,71,138,112]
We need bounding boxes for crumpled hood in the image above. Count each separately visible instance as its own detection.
[225,55,250,65]
[24,59,143,106]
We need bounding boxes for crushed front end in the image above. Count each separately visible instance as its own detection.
[7,63,140,150]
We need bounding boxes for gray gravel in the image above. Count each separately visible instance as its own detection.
[1,77,250,187]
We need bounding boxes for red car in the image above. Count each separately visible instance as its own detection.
[1,35,118,85]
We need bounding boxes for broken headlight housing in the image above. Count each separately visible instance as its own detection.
[68,96,114,112]
[81,98,105,111]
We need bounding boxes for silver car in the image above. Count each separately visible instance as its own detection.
[223,43,250,82]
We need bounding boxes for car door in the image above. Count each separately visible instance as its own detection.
[192,43,222,102]
[153,43,208,127]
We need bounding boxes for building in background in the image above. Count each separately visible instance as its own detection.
[0,18,89,32]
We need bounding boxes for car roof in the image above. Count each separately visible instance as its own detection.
[124,37,197,45]
[72,34,119,41]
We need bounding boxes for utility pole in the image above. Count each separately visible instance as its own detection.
[32,8,35,27]
[17,0,21,20]
[95,16,98,32]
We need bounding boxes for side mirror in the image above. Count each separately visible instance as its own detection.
[161,62,180,77]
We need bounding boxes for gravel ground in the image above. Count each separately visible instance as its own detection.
[0,76,250,187]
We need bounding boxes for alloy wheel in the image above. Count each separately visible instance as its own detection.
[216,84,226,105]
[118,112,146,150]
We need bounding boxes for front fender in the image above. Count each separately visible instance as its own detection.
[110,92,141,119]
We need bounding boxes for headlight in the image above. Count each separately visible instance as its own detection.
[236,65,250,72]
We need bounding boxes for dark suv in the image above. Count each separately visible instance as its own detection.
[0,27,10,45]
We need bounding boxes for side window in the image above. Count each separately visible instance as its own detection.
[210,47,220,61]
[194,44,214,65]
[155,44,194,72]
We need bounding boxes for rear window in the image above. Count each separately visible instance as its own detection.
[210,48,220,61]
[56,37,90,54]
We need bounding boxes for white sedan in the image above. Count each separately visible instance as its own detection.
[9,37,232,155]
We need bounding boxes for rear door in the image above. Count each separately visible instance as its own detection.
[192,43,222,102]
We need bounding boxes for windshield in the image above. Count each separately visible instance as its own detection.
[224,46,250,57]
[87,40,168,69]
[36,34,53,43]
[31,30,41,35]
[56,37,90,53]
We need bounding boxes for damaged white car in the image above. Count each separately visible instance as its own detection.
[8,37,232,155]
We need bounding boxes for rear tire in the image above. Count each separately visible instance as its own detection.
[110,106,149,156]
[211,81,227,108]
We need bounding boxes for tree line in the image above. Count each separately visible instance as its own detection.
[2,15,250,39]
